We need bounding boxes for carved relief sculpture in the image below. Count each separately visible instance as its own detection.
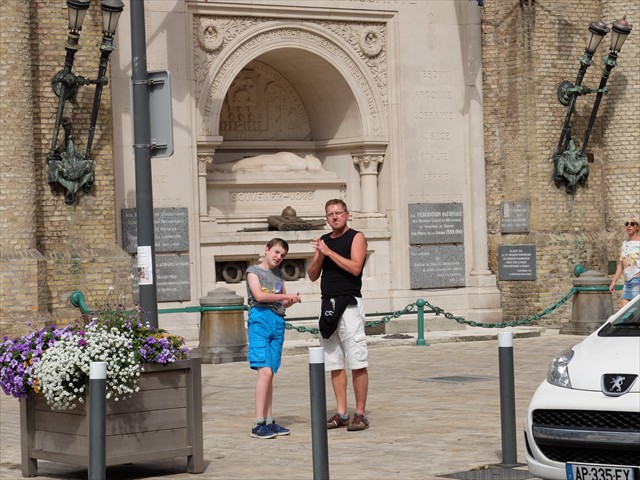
[212,152,327,174]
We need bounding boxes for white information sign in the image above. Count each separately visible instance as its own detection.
[136,245,154,285]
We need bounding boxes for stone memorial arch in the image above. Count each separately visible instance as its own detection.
[190,9,394,313]
[108,1,502,334]
[193,14,389,220]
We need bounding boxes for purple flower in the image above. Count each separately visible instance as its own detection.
[1,307,190,402]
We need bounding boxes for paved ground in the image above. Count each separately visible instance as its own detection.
[0,327,586,480]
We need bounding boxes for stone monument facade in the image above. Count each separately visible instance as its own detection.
[108,0,502,337]
[2,0,637,340]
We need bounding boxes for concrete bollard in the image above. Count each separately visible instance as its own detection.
[561,270,613,335]
[193,287,248,364]
[309,347,329,480]
[498,332,517,467]
[88,361,107,480]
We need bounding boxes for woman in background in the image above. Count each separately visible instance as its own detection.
[610,213,640,307]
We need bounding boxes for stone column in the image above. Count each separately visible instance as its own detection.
[462,2,502,323]
[196,141,221,220]
[197,153,213,219]
[352,154,383,213]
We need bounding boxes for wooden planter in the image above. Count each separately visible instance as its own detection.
[20,358,204,477]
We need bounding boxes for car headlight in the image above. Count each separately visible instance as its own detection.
[546,348,574,388]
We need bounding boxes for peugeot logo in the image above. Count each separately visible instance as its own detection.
[601,373,638,397]
[610,375,625,392]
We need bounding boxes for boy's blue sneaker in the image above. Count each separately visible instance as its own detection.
[251,422,277,439]
[269,420,290,436]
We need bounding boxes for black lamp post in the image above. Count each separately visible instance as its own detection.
[552,16,632,195]
[46,0,125,205]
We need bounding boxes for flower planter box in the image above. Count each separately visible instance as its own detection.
[19,358,204,477]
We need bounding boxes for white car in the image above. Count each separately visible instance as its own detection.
[524,294,640,480]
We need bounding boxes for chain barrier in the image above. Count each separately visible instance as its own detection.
[284,287,581,334]
[284,303,421,335]
[73,286,585,335]
[420,287,578,329]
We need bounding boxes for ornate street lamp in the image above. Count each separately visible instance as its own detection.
[552,17,633,195]
[46,0,125,204]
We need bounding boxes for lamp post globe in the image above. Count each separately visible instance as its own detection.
[66,0,91,33]
[585,20,610,54]
[100,0,125,37]
[609,16,633,53]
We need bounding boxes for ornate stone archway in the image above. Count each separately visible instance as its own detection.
[190,12,391,220]
[192,17,388,140]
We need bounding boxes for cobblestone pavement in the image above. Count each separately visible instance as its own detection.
[0,328,585,480]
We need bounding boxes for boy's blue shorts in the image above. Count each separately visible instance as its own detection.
[248,307,285,373]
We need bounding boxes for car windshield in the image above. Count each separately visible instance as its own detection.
[598,296,640,337]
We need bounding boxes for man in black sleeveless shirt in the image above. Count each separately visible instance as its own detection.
[309,199,370,431]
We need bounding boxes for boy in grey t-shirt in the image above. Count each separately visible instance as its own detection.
[246,238,301,439]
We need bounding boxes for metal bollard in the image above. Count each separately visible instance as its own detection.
[88,361,107,480]
[416,299,428,346]
[498,332,518,466]
[308,347,329,480]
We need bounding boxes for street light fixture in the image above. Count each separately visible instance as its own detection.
[46,0,125,204]
[552,16,632,195]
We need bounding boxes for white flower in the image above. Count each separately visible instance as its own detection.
[33,321,142,410]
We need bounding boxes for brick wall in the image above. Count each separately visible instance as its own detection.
[0,0,132,337]
[0,0,52,336]
[482,0,640,325]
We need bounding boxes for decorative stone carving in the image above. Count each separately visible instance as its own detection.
[318,21,387,102]
[198,155,213,175]
[353,154,384,213]
[213,152,325,174]
[353,154,383,174]
[194,20,385,137]
[219,61,311,141]
[197,18,226,52]
[359,26,383,57]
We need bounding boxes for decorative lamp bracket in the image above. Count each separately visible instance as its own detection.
[556,80,608,106]
[45,0,123,205]
[552,17,632,196]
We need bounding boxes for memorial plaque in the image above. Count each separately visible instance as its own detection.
[122,208,189,253]
[500,201,530,233]
[409,203,463,245]
[132,254,191,302]
[409,245,465,289]
[498,245,536,281]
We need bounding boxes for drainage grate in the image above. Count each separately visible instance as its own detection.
[438,465,533,480]
[424,375,493,383]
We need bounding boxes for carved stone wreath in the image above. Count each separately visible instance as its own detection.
[359,26,383,57]
[198,19,225,52]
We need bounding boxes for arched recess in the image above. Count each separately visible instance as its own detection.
[195,21,388,143]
